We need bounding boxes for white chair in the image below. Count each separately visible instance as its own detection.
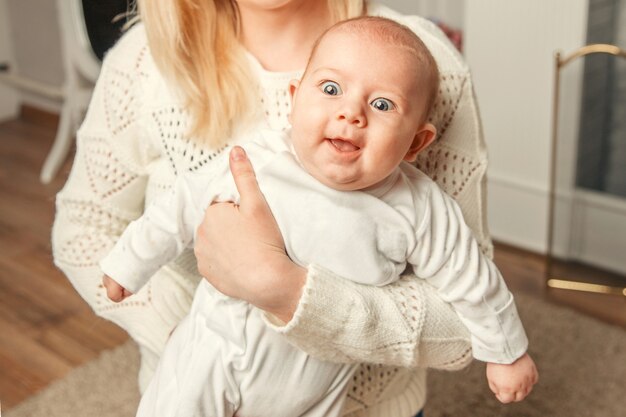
[40,0,101,183]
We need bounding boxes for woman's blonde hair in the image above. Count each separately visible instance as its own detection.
[136,0,366,148]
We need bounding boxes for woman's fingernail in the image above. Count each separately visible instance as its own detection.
[231,146,245,161]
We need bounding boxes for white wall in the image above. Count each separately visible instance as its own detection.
[381,0,465,29]
[3,0,64,113]
[0,0,20,121]
[464,1,589,253]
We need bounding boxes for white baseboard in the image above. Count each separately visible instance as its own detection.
[0,85,62,121]
[571,190,626,275]
[21,91,63,115]
[488,172,626,275]
[0,85,19,122]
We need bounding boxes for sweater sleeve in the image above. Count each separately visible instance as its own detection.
[51,25,159,313]
[266,267,472,370]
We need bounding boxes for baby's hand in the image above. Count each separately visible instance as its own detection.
[486,353,538,403]
[102,275,133,302]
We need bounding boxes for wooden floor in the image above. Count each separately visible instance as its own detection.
[0,110,624,411]
[0,110,128,411]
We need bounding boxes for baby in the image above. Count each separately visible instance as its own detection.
[102,16,538,417]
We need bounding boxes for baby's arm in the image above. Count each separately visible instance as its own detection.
[99,172,216,300]
[407,180,537,401]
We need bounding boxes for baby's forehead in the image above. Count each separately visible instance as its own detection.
[313,29,423,72]
[315,20,427,65]
[325,18,424,50]
[320,24,398,48]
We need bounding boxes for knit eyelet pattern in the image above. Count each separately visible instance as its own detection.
[151,107,229,175]
[349,365,400,408]
[429,73,466,139]
[82,135,140,199]
[419,73,479,197]
[415,144,482,199]
[103,66,138,137]
[260,87,292,131]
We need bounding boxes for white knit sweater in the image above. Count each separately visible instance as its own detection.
[52,4,489,416]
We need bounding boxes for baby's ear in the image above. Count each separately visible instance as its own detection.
[288,79,300,101]
[288,79,300,123]
[404,123,437,162]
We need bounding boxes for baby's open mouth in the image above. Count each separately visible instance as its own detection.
[328,138,360,152]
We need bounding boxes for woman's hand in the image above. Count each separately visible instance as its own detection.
[194,146,307,323]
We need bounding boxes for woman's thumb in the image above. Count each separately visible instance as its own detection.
[229,146,265,212]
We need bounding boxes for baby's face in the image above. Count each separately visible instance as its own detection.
[289,29,434,191]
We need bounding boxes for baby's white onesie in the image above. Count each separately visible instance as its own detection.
[101,128,527,417]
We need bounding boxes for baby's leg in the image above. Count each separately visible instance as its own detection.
[138,281,356,417]
[136,313,186,417]
[297,366,356,417]
[136,287,240,417]
[234,308,357,417]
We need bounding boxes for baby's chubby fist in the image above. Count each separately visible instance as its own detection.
[486,353,538,403]
[102,274,133,302]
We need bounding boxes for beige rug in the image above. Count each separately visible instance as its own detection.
[7,294,626,417]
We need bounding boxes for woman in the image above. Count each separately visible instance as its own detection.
[52,1,490,415]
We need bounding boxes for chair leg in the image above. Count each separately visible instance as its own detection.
[40,100,74,183]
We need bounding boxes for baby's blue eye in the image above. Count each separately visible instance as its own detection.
[321,81,342,96]
[371,98,395,112]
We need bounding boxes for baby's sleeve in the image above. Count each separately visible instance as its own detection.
[407,182,528,364]
[99,172,214,293]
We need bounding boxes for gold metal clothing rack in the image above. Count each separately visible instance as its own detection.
[547,44,626,297]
